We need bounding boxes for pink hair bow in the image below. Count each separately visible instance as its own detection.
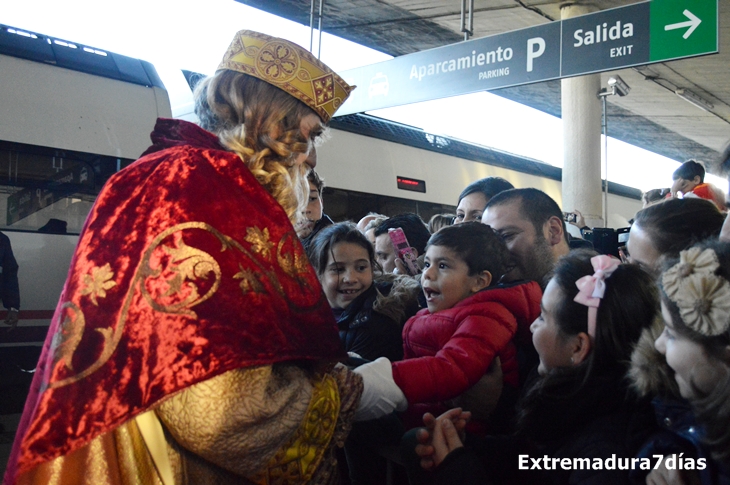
[573,255,621,338]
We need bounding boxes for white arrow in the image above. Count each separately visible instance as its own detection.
[665,9,702,39]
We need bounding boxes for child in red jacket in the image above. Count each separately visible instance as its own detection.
[349,222,541,484]
[671,159,726,210]
[355,222,542,429]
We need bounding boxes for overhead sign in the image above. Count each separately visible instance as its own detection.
[560,3,650,77]
[335,0,718,116]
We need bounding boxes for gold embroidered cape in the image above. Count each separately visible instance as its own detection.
[4,118,348,484]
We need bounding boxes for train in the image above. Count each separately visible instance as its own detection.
[0,24,642,351]
[0,24,170,353]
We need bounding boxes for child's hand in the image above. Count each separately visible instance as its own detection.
[415,408,471,470]
[646,455,700,485]
[431,416,465,466]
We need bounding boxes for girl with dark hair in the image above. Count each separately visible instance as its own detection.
[297,168,334,250]
[308,221,420,363]
[638,241,730,485]
[414,250,659,485]
[627,198,724,275]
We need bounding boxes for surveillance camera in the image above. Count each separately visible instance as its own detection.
[607,76,630,97]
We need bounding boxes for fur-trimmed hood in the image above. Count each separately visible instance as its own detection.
[628,315,681,399]
[336,273,422,363]
[371,273,423,324]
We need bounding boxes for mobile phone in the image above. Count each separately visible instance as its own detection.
[563,212,577,223]
[388,228,420,275]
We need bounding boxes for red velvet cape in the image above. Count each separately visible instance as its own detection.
[4,119,344,483]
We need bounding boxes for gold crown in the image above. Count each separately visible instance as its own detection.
[218,30,355,123]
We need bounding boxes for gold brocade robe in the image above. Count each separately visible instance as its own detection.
[16,365,362,485]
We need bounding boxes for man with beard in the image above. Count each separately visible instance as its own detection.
[476,188,569,399]
[481,188,570,288]
[373,213,430,274]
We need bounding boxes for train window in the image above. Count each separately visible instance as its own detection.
[322,187,455,225]
[0,140,134,233]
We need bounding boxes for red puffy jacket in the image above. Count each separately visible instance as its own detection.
[392,281,541,409]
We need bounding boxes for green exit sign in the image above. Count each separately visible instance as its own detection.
[650,0,718,62]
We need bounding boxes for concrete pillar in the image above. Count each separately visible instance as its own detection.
[561,4,604,228]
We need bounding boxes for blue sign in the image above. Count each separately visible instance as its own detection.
[335,0,717,116]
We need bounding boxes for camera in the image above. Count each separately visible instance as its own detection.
[582,227,630,258]
[563,212,577,223]
[607,75,631,97]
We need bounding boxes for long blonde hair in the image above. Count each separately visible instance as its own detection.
[194,70,320,223]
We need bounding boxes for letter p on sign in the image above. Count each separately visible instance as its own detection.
[527,37,545,72]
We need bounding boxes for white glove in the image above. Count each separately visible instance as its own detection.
[353,357,408,421]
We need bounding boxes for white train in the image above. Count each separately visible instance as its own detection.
[0,25,642,348]
[0,24,170,348]
[319,113,641,228]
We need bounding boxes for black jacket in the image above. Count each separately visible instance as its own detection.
[337,282,405,363]
[435,372,656,485]
[632,397,730,485]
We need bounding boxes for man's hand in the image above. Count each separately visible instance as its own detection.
[393,257,409,275]
[5,308,19,330]
[568,210,586,228]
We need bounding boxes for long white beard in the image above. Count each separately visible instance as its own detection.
[288,163,310,228]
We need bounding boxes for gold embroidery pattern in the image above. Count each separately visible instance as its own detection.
[234,266,266,294]
[256,41,300,83]
[251,374,340,485]
[50,302,85,372]
[79,263,117,306]
[47,222,322,389]
[312,74,334,106]
[48,222,224,389]
[141,236,222,318]
[245,227,275,260]
[276,233,310,280]
[297,68,312,82]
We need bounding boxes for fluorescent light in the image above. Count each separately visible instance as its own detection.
[675,88,714,111]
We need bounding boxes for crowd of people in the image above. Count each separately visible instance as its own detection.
[4,29,730,485]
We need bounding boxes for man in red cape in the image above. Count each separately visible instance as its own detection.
[4,30,362,485]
